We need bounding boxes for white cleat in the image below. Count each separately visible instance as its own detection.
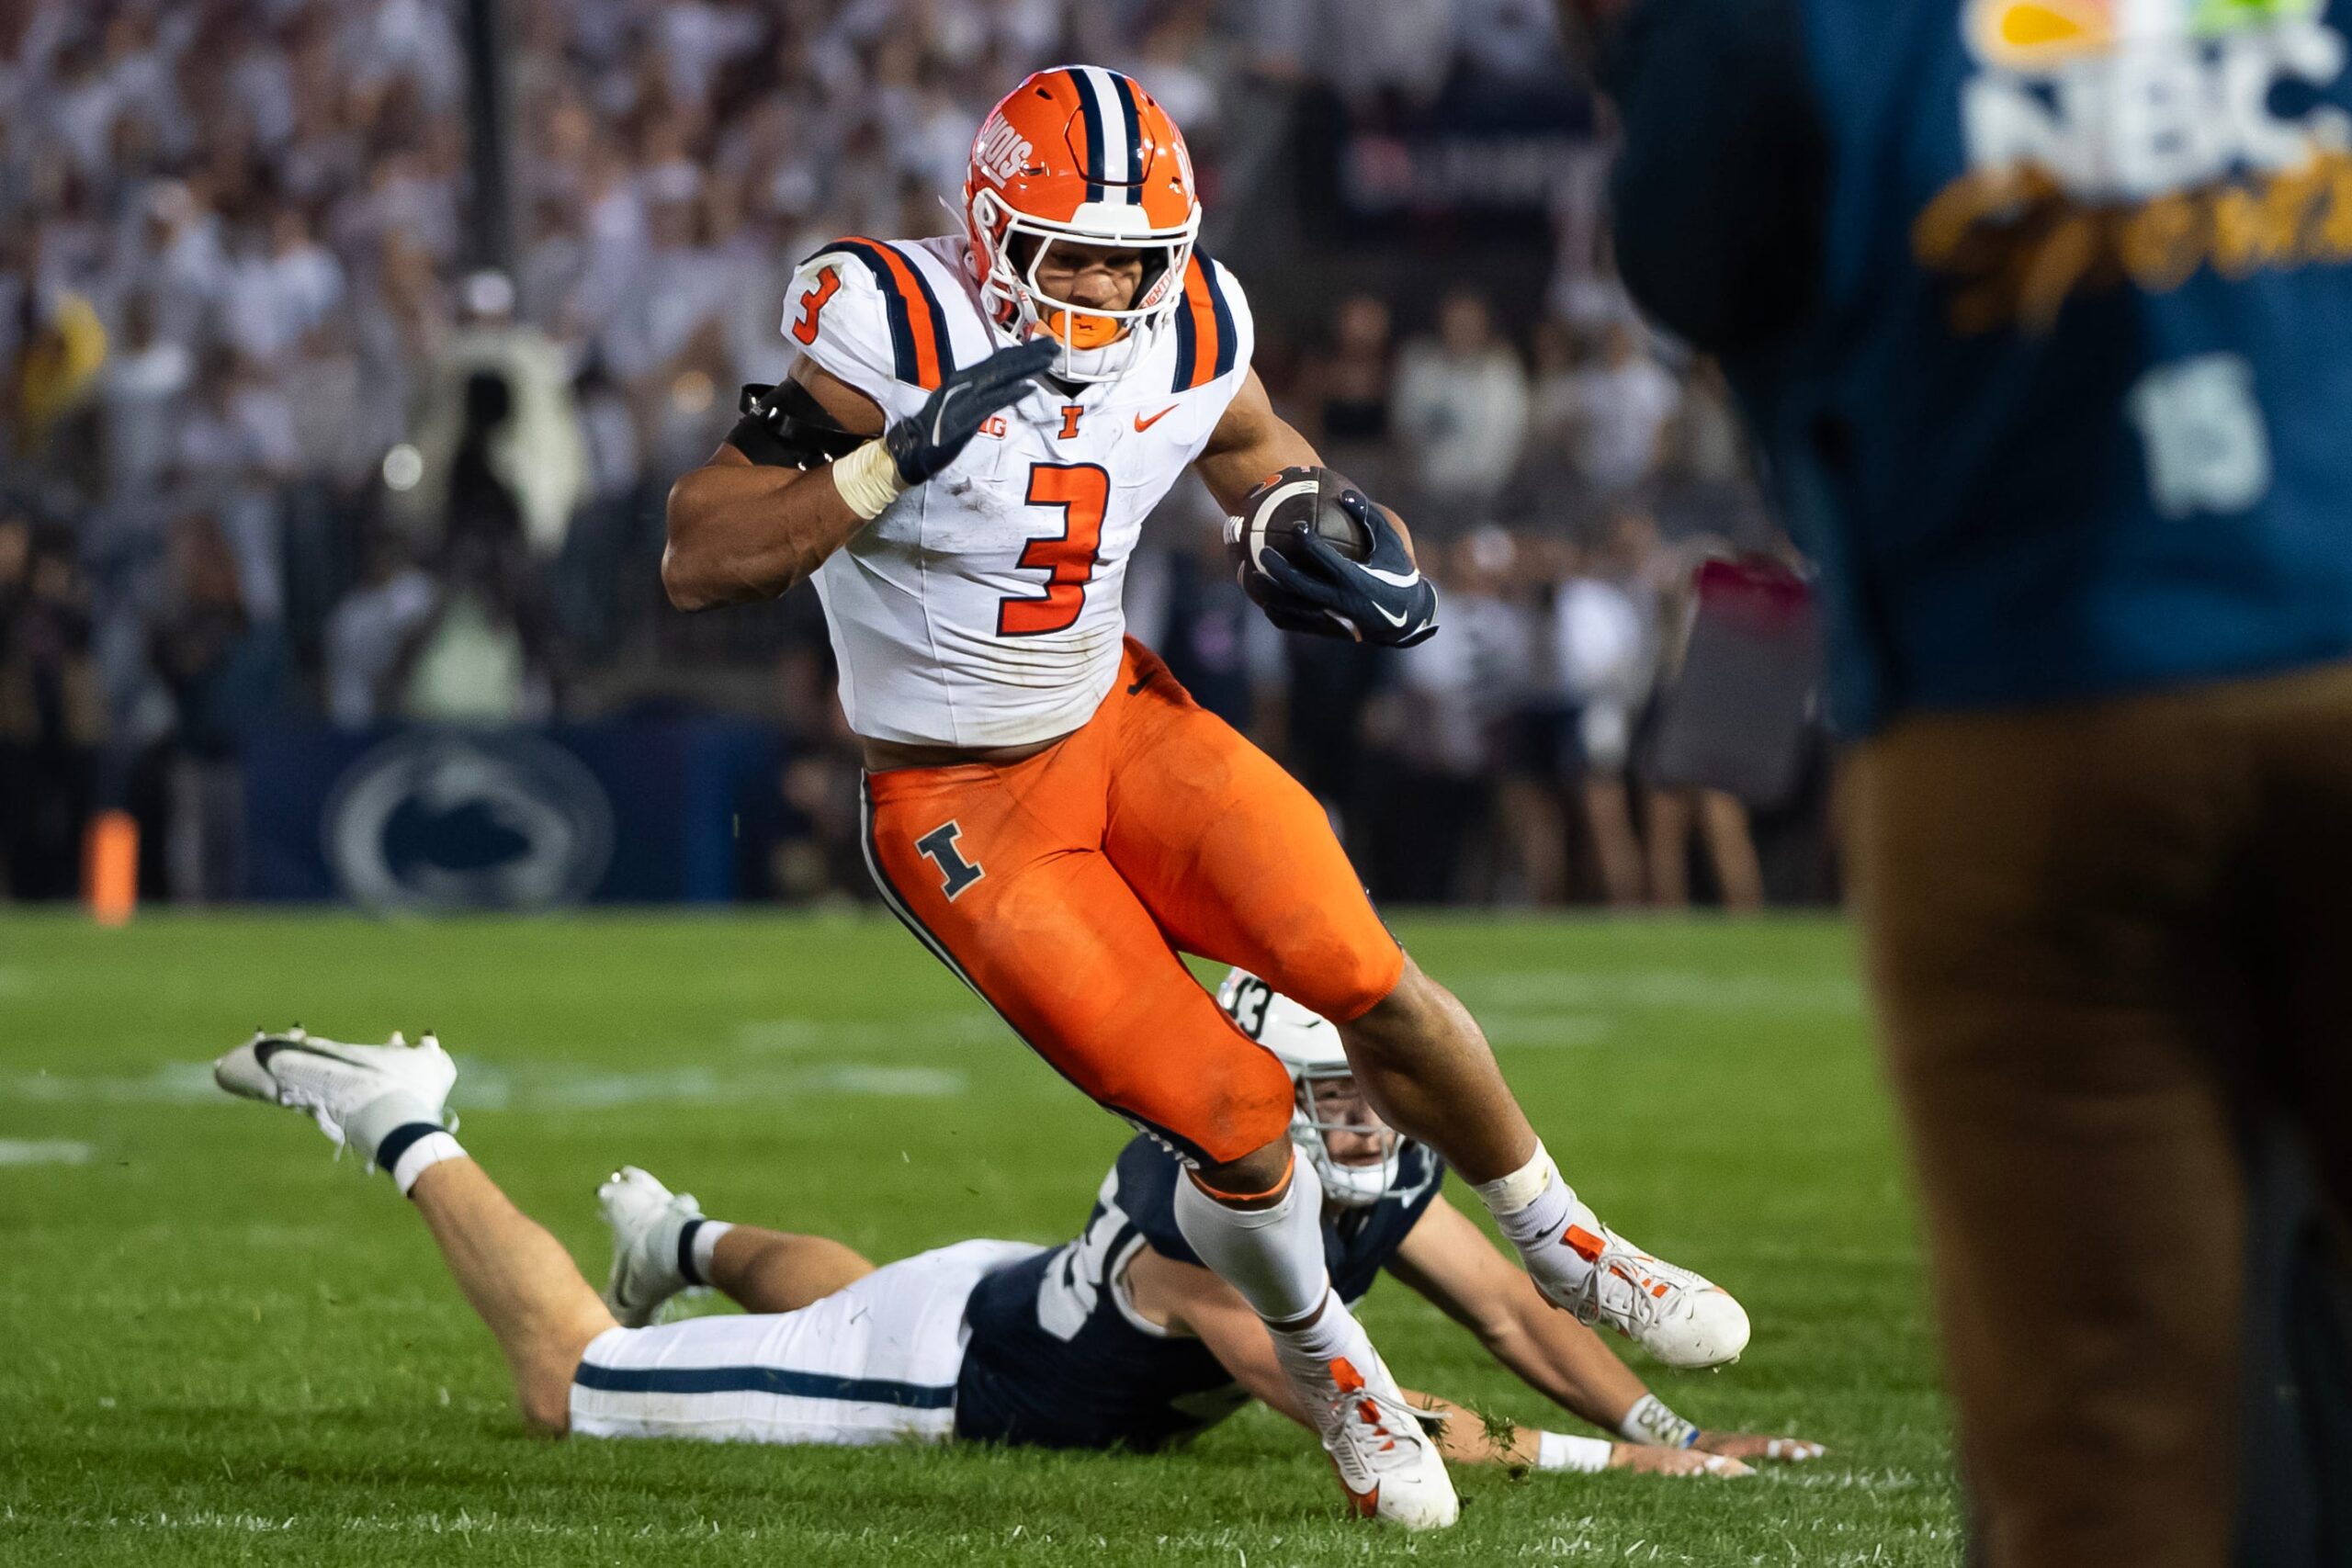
[1303,1352,1459,1529]
[596,1165,703,1327]
[1566,1224,1750,1371]
[212,1026,455,1153]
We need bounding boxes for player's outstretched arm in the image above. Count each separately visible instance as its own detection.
[662,343,1054,611]
[1385,1197,1826,1464]
[1388,1195,1649,1426]
[1396,1388,1747,1476]
[1130,1243,1743,1476]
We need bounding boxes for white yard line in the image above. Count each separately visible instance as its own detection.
[0,1138,93,1166]
[735,1014,1003,1053]
[0,1059,967,1110]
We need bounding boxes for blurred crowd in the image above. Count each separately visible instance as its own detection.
[0,0,1824,908]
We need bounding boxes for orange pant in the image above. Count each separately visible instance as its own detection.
[861,640,1404,1166]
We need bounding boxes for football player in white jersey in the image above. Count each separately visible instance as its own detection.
[208,1008,1825,1490]
[662,64,1748,1529]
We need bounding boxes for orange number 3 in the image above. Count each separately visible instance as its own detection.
[1000,463,1110,637]
[791,266,841,344]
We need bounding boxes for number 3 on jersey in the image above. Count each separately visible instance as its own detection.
[999,463,1110,637]
[790,265,841,345]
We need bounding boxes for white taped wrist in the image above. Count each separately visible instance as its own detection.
[1620,1393,1700,1449]
[831,439,907,520]
[1472,1143,1559,1218]
[1535,1430,1611,1472]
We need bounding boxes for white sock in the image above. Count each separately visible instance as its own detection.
[1472,1143,1601,1296]
[1171,1159,1329,1323]
[377,1125,467,1196]
[345,1091,443,1167]
[1267,1288,1383,1392]
[683,1218,732,1286]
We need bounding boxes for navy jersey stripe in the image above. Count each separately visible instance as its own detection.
[573,1359,955,1409]
[1170,286,1197,391]
[1170,254,1237,392]
[1199,254,1238,379]
[896,251,959,381]
[1111,73,1144,196]
[809,239,921,385]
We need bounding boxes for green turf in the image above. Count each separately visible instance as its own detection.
[0,911,1956,1565]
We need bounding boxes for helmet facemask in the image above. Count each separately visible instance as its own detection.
[1215,967,1404,1209]
[1291,1069,1403,1210]
[970,186,1195,384]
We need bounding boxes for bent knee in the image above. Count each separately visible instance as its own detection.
[1265,933,1405,1026]
[1352,951,1442,1028]
[518,1379,573,1437]
[1104,1044,1293,1169]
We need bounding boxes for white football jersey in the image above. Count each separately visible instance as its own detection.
[783,234,1254,748]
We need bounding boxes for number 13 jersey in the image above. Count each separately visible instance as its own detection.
[784,234,1255,749]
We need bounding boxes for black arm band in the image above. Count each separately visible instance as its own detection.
[728,381,869,469]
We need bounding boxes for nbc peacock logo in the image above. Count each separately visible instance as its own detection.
[1968,0,2323,69]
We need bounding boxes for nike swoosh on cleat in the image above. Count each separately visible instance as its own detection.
[1132,404,1178,432]
[253,1039,368,1072]
[1372,604,1410,627]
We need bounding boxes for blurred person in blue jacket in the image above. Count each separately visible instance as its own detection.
[1569,0,2352,1561]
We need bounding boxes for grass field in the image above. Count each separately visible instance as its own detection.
[0,912,1956,1566]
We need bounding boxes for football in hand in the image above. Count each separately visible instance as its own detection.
[1225,466,1373,579]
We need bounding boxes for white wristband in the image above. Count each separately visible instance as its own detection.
[831,439,907,521]
[1620,1393,1700,1449]
[1535,1430,1612,1473]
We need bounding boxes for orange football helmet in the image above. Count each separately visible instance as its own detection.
[963,65,1203,382]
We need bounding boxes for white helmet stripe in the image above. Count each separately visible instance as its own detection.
[1078,66,1134,198]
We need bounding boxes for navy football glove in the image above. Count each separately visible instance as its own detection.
[882,340,1057,485]
[1248,491,1441,648]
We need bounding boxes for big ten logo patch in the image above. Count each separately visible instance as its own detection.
[1918,0,2352,330]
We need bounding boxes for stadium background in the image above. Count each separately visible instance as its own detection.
[0,6,1955,1562]
[0,0,1831,916]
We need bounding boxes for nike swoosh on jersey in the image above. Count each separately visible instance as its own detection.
[1132,404,1178,433]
